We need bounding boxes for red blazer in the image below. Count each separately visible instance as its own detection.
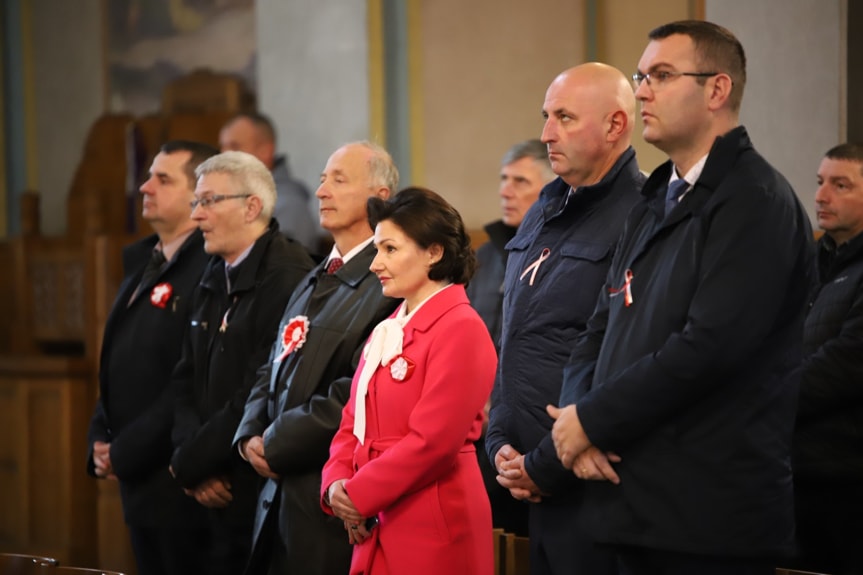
[322,284,497,575]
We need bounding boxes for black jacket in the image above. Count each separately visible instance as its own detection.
[466,219,516,351]
[566,127,815,557]
[170,221,314,530]
[234,242,399,575]
[794,231,863,482]
[87,231,210,527]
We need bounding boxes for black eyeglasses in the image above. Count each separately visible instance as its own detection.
[190,194,252,209]
[632,70,719,91]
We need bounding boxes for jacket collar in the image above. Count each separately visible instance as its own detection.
[540,146,638,220]
[122,229,204,281]
[200,219,280,295]
[483,220,518,251]
[643,125,752,201]
[401,284,469,348]
[320,240,377,289]
[818,230,863,279]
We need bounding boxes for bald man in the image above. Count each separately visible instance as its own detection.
[486,63,645,575]
[220,113,323,254]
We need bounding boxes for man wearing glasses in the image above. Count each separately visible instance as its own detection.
[550,20,814,575]
[170,151,314,575]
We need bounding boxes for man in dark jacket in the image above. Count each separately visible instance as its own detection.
[485,62,644,575]
[87,140,217,575]
[792,143,863,575]
[468,138,555,351]
[468,138,554,537]
[550,21,814,575]
[233,141,400,575]
[169,151,315,575]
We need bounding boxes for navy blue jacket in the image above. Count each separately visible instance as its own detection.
[466,219,517,351]
[486,147,644,492]
[565,127,814,557]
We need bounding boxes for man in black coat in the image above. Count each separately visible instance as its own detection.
[169,151,315,575]
[87,140,218,575]
[233,141,400,575]
[550,21,814,575]
[792,143,863,575]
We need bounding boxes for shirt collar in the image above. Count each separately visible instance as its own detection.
[326,236,374,267]
[670,153,709,189]
[159,228,196,262]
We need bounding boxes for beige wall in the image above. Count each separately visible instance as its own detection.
[31,0,105,235]
[596,0,697,172]
[417,0,586,231]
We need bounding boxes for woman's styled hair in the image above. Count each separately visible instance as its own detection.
[367,187,476,285]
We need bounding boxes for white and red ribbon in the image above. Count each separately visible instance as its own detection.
[276,315,310,361]
[150,283,173,309]
[608,269,634,307]
[519,248,551,286]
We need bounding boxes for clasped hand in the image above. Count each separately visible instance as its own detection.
[327,479,373,544]
[547,404,622,484]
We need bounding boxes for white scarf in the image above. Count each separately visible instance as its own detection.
[353,284,452,443]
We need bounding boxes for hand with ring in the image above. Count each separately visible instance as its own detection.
[344,519,371,544]
[573,446,622,484]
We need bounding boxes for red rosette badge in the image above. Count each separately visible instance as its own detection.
[276,315,310,362]
[389,355,415,382]
[150,283,173,309]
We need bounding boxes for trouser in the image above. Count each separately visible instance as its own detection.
[129,524,210,575]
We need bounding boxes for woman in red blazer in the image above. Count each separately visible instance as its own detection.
[321,187,497,575]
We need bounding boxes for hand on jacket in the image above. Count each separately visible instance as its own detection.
[573,446,621,483]
[93,441,117,480]
[241,436,279,479]
[548,404,590,468]
[185,476,233,508]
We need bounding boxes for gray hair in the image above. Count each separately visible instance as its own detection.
[347,140,400,192]
[501,139,555,181]
[195,151,276,222]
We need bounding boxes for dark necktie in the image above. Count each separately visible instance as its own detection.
[130,249,166,304]
[665,178,689,217]
[326,257,344,274]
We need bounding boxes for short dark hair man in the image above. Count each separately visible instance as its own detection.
[550,20,814,575]
[792,142,863,575]
[87,140,218,575]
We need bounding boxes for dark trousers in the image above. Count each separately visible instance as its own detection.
[529,496,617,575]
[792,480,863,575]
[129,524,210,575]
[616,546,774,575]
[208,506,255,575]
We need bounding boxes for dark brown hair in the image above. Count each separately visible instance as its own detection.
[160,140,219,189]
[649,20,747,112]
[367,187,476,285]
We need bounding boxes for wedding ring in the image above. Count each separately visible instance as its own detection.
[580,467,588,474]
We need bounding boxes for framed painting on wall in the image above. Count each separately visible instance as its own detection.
[105,0,256,115]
